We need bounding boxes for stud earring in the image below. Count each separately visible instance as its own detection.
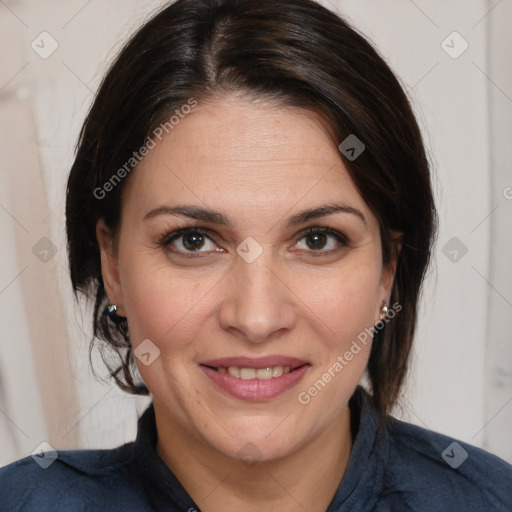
[380,299,389,319]
[104,304,118,317]
[103,303,130,345]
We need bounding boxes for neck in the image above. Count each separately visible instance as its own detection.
[155,404,353,512]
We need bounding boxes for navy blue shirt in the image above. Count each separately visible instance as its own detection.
[1,386,511,511]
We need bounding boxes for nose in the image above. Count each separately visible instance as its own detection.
[218,248,297,343]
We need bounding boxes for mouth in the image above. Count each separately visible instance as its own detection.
[199,356,311,400]
[199,356,309,379]
[201,363,308,380]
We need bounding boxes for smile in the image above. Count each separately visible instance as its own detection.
[199,357,311,400]
[215,365,292,379]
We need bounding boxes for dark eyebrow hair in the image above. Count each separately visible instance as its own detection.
[285,203,367,228]
[143,203,367,228]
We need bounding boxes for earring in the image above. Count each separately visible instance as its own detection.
[104,304,118,317]
[103,303,131,345]
[380,299,389,319]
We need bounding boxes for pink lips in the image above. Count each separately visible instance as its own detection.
[200,356,308,370]
[199,356,311,401]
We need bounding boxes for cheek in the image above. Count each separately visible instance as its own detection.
[118,250,207,347]
[298,260,382,337]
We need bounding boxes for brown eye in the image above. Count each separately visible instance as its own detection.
[158,228,218,255]
[181,232,206,251]
[294,227,348,255]
[305,232,328,250]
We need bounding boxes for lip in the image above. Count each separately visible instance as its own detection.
[199,356,308,370]
[199,356,311,401]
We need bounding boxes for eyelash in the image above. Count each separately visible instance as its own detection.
[156,226,349,259]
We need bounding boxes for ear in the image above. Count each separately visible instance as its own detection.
[378,230,403,310]
[96,218,125,316]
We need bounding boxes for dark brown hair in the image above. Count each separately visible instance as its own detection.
[66,0,437,415]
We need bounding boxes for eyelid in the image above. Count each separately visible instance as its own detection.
[292,226,349,257]
[295,225,348,243]
[157,226,216,248]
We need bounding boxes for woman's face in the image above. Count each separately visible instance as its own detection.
[98,95,397,462]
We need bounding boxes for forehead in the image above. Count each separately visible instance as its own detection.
[122,96,373,225]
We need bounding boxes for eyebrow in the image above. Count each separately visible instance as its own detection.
[143,202,367,228]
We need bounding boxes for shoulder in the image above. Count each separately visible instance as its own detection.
[0,442,151,512]
[379,416,512,511]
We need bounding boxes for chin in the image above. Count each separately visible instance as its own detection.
[203,416,311,464]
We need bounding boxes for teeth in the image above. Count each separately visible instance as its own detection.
[255,367,273,380]
[220,366,293,379]
[272,366,283,377]
[240,368,256,380]
[227,367,241,378]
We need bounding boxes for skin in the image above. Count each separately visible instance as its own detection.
[97,95,400,512]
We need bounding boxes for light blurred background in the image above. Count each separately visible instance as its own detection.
[1,0,511,466]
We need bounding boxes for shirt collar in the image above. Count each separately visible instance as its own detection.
[134,385,388,511]
[134,404,199,511]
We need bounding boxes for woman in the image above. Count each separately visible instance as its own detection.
[1,0,510,510]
